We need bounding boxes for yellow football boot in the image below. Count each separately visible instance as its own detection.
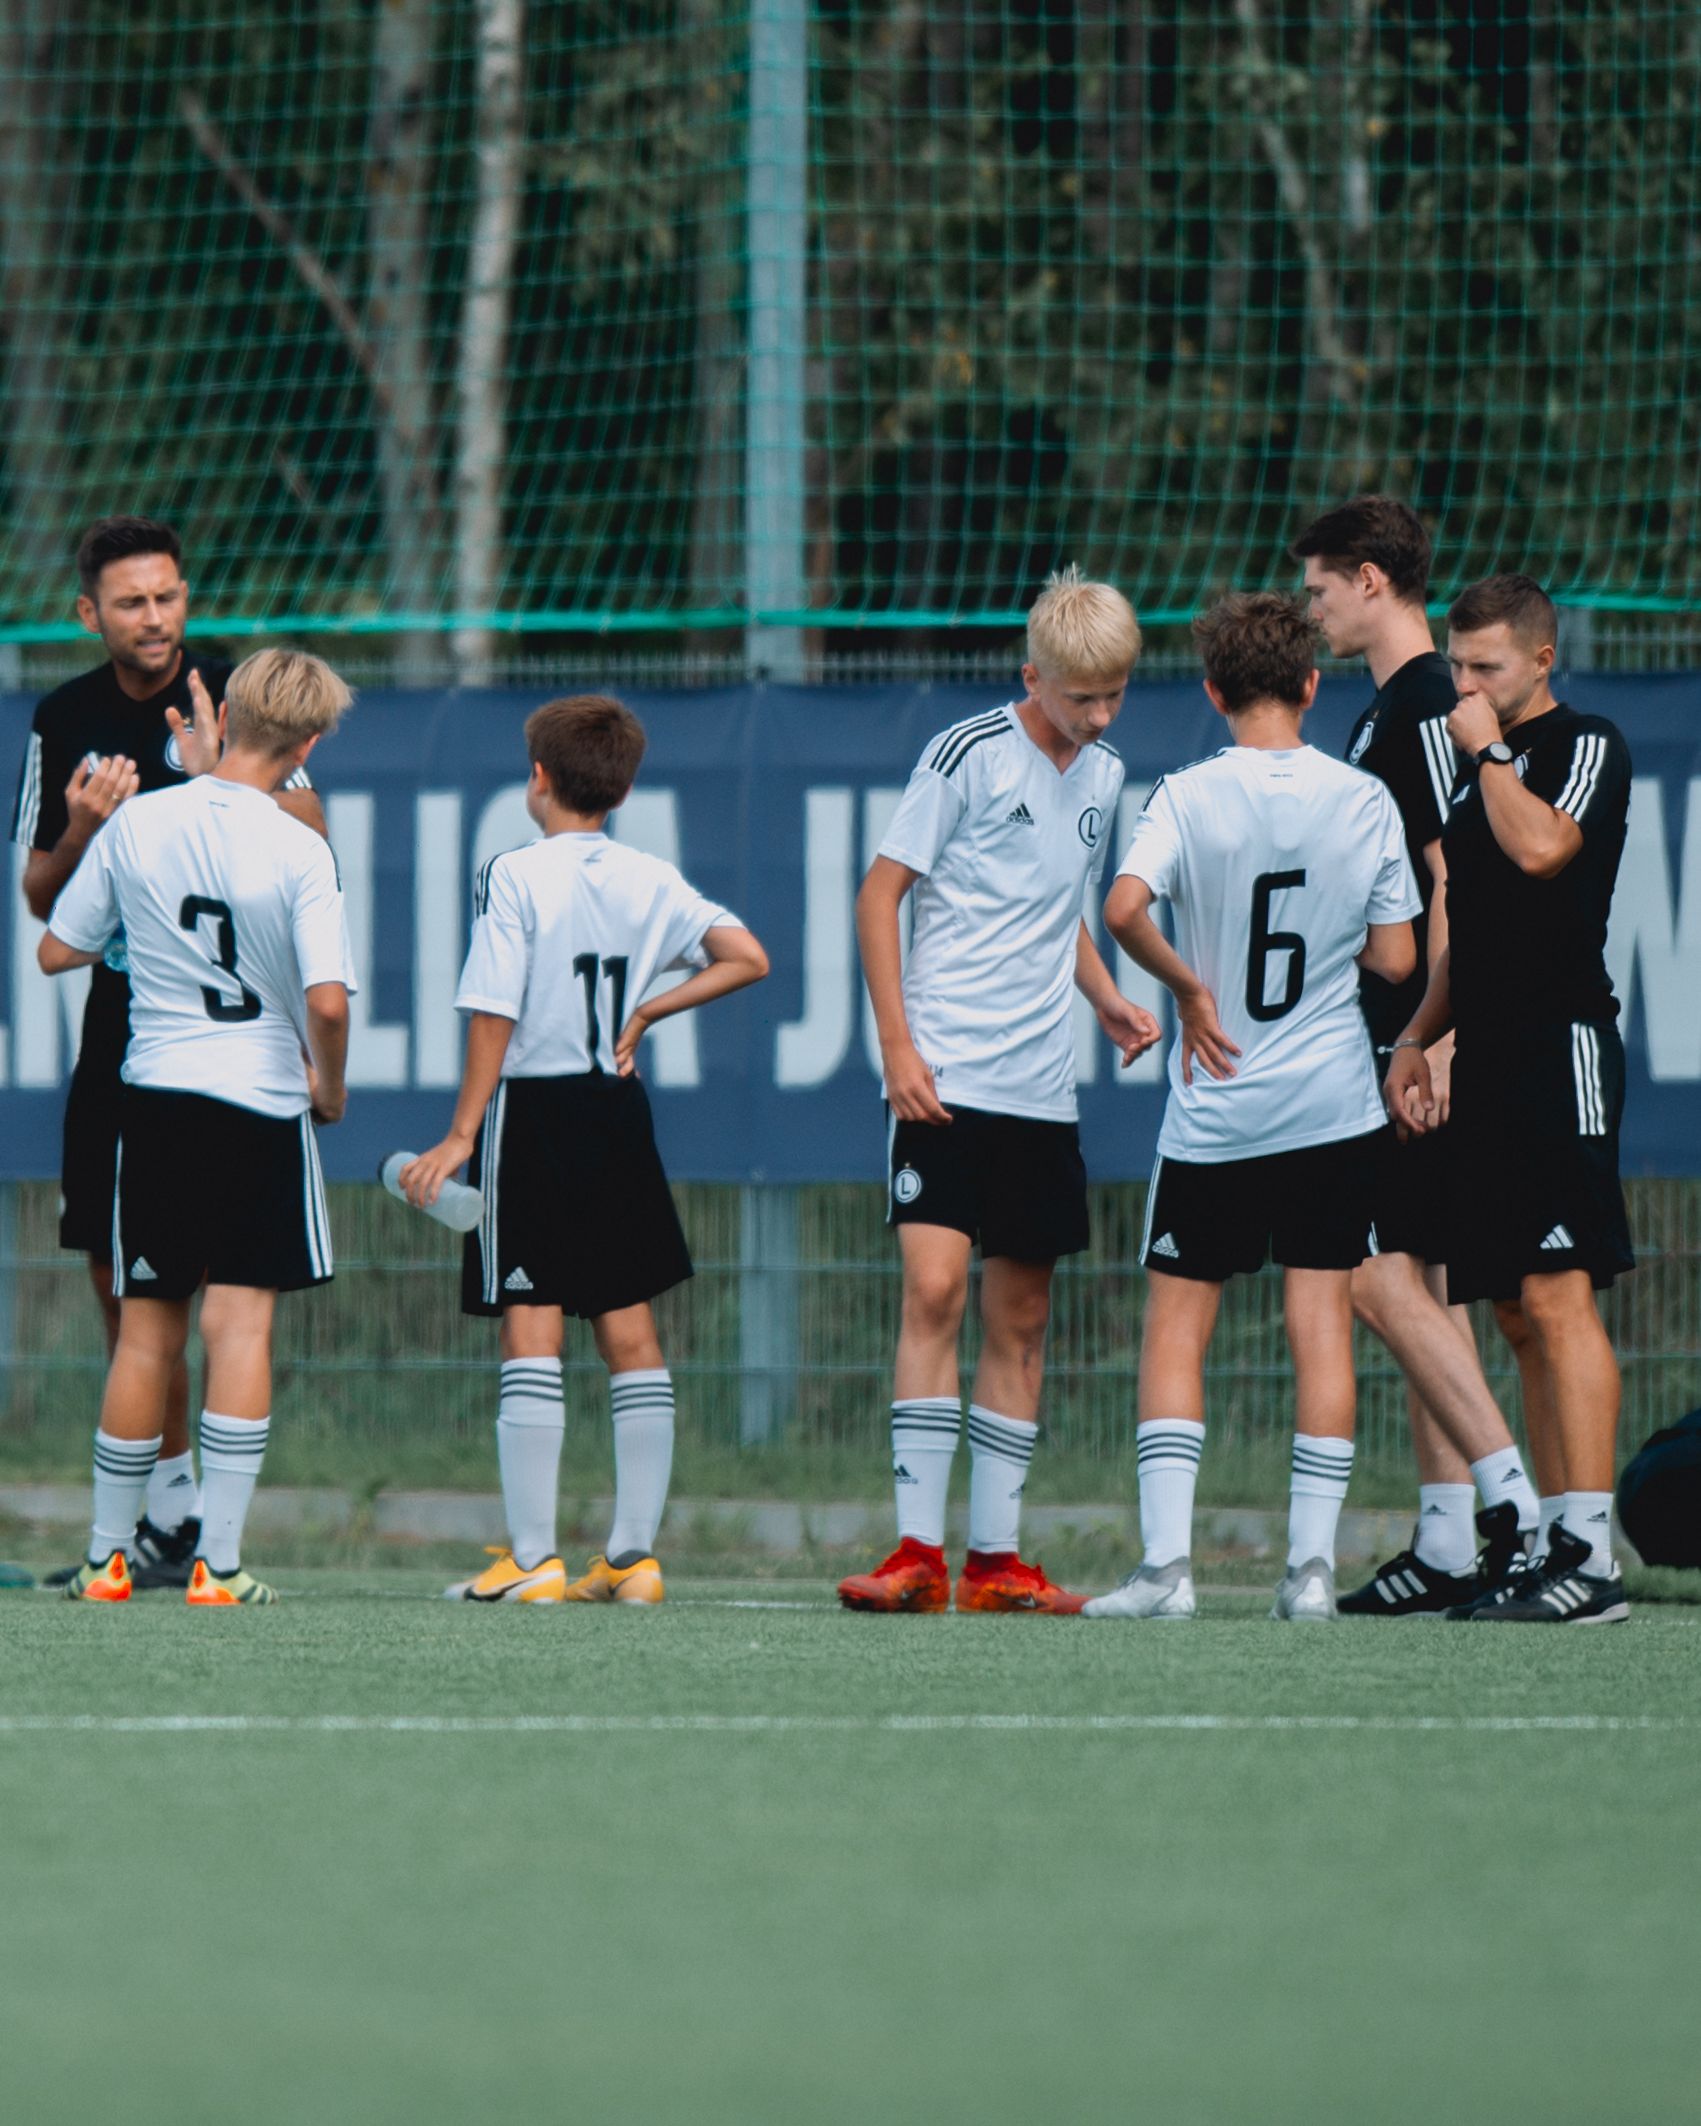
[562,1552,665,1605]
[186,1559,278,1605]
[444,1548,567,1603]
[62,1551,132,1603]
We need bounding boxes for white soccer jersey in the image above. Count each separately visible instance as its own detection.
[878,703,1125,1121]
[1117,744,1420,1161]
[49,778,356,1120]
[456,831,740,1076]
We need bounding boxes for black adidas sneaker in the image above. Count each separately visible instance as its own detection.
[1443,1501,1533,1619]
[130,1514,202,1591]
[1467,1524,1629,1625]
[1339,1535,1476,1616]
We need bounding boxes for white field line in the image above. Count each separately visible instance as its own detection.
[0,1713,1687,1737]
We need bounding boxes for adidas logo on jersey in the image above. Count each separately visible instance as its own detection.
[1004,802,1036,827]
[503,1267,535,1292]
[128,1257,158,1281]
[1539,1225,1575,1251]
[1148,1233,1180,1260]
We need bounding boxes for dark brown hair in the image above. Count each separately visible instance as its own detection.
[525,694,647,815]
[76,516,183,596]
[1193,592,1319,712]
[1289,494,1431,606]
[1447,572,1557,652]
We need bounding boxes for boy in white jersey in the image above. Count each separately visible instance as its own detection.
[837,569,1159,1617]
[1085,593,1418,1623]
[40,650,354,1606]
[403,696,768,1605]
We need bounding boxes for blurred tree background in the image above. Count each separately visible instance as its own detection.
[0,0,1695,668]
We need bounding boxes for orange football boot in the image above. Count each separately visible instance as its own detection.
[62,1551,132,1603]
[954,1550,1086,1615]
[837,1538,950,1613]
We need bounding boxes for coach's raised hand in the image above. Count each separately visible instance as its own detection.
[65,753,139,840]
[165,667,226,776]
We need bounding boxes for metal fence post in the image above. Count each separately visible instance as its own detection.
[745,0,808,681]
[739,1182,800,1445]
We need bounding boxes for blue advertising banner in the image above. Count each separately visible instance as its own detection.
[1,674,1698,1181]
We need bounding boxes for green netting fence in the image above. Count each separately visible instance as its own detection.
[0,1,1697,654]
[3,1181,1699,1503]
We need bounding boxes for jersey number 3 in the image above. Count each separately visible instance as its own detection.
[179,895,262,1023]
[1246,870,1306,1022]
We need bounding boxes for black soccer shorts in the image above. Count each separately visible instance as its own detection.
[1365,1101,1454,1267]
[1444,1020,1635,1306]
[112,1086,333,1300]
[59,967,131,1260]
[886,1103,1090,1261]
[461,1071,693,1319]
[1139,1129,1384,1283]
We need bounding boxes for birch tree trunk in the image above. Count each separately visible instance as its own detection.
[368,0,447,677]
[454,0,526,682]
[0,3,83,654]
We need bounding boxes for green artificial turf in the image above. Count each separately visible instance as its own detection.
[2,1577,1696,2126]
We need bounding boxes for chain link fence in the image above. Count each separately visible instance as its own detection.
[2,1179,1696,1503]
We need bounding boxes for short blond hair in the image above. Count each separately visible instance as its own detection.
[1026,565,1141,681]
[225,649,353,758]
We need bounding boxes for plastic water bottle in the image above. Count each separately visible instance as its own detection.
[378,1151,484,1234]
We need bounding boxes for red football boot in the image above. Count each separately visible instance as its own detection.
[837,1538,950,1613]
[954,1550,1087,1615]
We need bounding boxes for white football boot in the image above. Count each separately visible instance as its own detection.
[1270,1556,1338,1621]
[1083,1557,1197,1620]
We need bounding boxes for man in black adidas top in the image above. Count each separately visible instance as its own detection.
[10,516,325,1585]
[1388,573,1633,1624]
[1293,497,1538,1614]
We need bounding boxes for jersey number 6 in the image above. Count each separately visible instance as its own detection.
[179,894,262,1023]
[1246,870,1306,1023]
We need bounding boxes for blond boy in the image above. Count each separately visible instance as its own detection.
[838,569,1159,1615]
[41,650,355,1605]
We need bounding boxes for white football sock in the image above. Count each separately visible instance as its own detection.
[607,1369,674,1561]
[1288,1434,1355,1569]
[90,1430,161,1563]
[1469,1445,1539,1534]
[966,1404,1035,1554]
[1414,1483,1477,1573]
[891,1397,959,1548]
[198,1412,270,1574]
[145,1450,201,1534]
[1532,1495,1565,1564]
[1135,1418,1205,1567]
[1562,1490,1616,1576]
[497,1358,565,1569]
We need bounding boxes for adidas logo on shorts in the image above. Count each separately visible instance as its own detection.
[503,1267,535,1292]
[1148,1232,1180,1260]
[1539,1224,1575,1251]
[1004,802,1036,827]
[129,1257,158,1281]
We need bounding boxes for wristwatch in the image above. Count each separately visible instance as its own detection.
[1474,741,1515,768]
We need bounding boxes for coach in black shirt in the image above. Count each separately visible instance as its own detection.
[1387,573,1633,1625]
[9,516,323,1583]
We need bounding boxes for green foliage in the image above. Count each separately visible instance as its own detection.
[0,1,1696,636]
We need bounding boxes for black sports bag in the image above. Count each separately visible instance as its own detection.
[1616,1408,1701,1569]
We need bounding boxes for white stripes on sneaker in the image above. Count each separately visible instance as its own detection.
[298,1116,333,1278]
[1539,1574,1595,1616]
[1418,716,1456,821]
[1375,1568,1430,1604]
[1571,1021,1606,1136]
[1554,732,1607,821]
[479,1083,509,1304]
